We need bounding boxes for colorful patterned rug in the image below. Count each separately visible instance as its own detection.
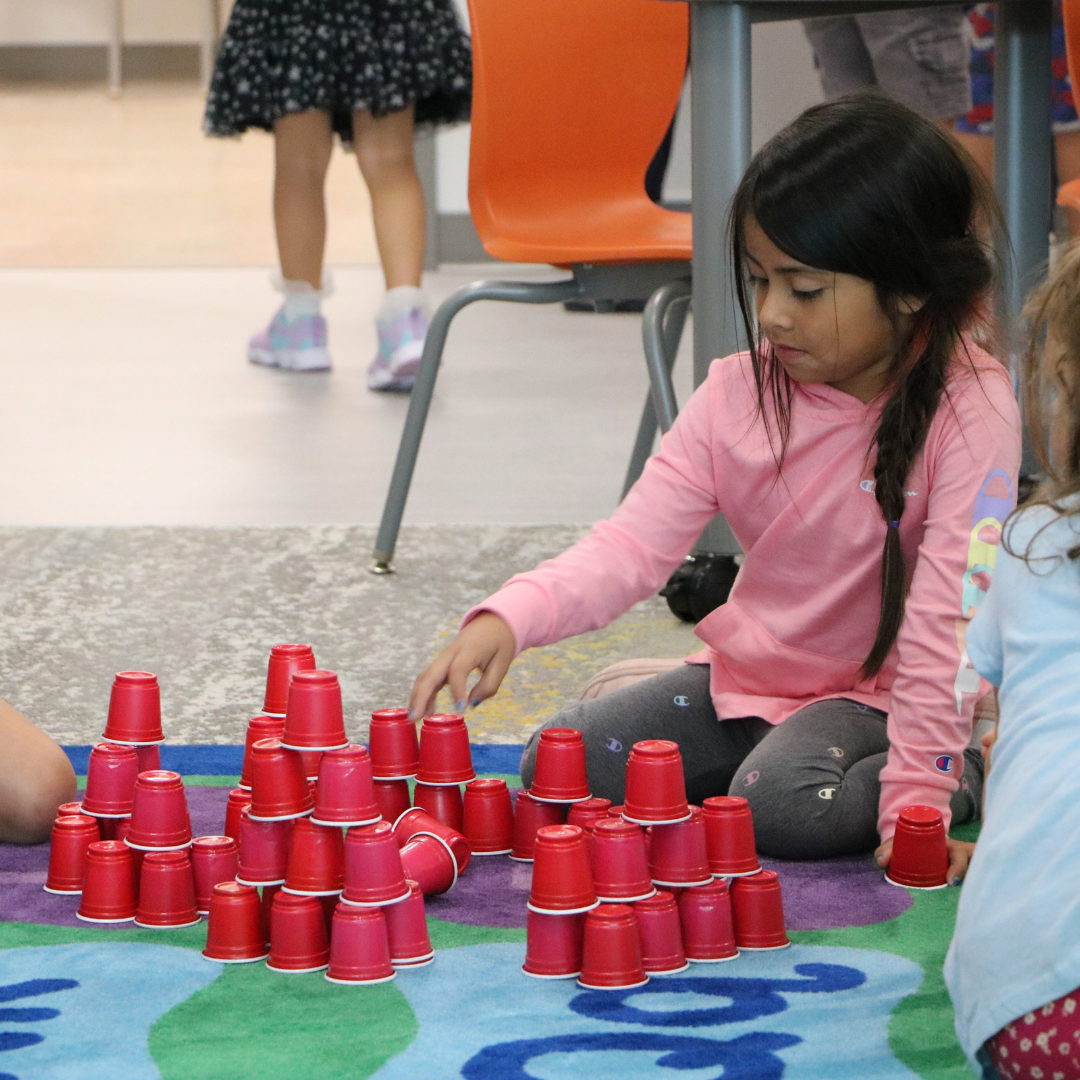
[0,746,977,1080]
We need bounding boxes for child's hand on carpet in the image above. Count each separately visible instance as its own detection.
[409,612,516,719]
[874,837,977,887]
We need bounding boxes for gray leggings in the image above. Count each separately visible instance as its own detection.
[520,663,982,860]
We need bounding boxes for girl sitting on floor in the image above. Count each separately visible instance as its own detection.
[410,91,1022,881]
[945,243,1080,1079]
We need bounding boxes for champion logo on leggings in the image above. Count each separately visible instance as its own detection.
[828,747,844,758]
[673,696,690,707]
[606,739,623,753]
[818,787,837,800]
[743,771,760,787]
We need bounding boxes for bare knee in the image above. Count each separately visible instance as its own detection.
[0,745,77,845]
[356,141,417,188]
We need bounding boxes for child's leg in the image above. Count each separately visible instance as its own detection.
[0,698,76,845]
[520,665,772,806]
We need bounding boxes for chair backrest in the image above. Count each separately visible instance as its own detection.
[466,0,689,246]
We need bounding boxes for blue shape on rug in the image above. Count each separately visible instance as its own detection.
[374,943,922,1080]
[0,943,219,1079]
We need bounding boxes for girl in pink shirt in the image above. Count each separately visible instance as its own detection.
[411,92,1022,879]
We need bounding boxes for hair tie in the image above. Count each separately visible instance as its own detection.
[887,521,900,529]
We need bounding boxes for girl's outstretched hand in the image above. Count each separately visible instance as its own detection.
[874,836,976,887]
[408,612,516,720]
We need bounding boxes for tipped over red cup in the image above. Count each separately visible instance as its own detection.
[702,796,761,877]
[325,904,396,984]
[240,716,287,789]
[510,792,565,862]
[678,880,739,962]
[623,740,690,825]
[416,714,475,785]
[730,869,790,950]
[400,833,458,896]
[203,881,268,963]
[310,745,381,826]
[577,904,649,990]
[528,824,598,915]
[45,814,101,894]
[282,669,348,752]
[393,808,471,873]
[369,708,419,779]
[263,643,316,717]
[530,728,590,803]
[125,771,192,851]
[82,743,139,818]
[886,805,949,890]
[102,671,164,745]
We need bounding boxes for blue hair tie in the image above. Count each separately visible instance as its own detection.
[887,520,900,529]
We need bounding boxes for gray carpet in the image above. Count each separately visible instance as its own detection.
[0,526,699,746]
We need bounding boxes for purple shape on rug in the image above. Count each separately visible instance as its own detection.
[425,853,531,928]
[0,786,229,929]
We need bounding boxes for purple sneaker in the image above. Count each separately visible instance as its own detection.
[248,307,331,372]
[367,307,429,392]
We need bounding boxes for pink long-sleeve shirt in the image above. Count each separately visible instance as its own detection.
[471,348,1021,840]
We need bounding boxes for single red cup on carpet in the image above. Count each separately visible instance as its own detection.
[730,869,790,950]
[623,740,691,825]
[135,850,200,928]
[399,833,458,896]
[283,817,345,895]
[310,745,381,826]
[384,880,434,966]
[82,742,140,817]
[567,797,612,831]
[413,782,464,833]
[416,714,475,785]
[135,745,161,773]
[510,792,565,862]
[393,808,471,873]
[247,738,314,821]
[191,835,239,913]
[77,840,137,923]
[886,805,950,890]
[342,821,411,907]
[102,670,165,745]
[267,891,330,972]
[590,818,656,903]
[203,882,269,963]
[125,771,192,850]
[577,903,649,990]
[239,716,287,789]
[523,909,586,979]
[529,728,591,803]
[263,643,316,717]
[224,788,252,843]
[678,879,739,962]
[282,669,349,751]
[648,806,712,888]
[702,795,762,877]
[635,890,689,974]
[325,904,397,985]
[369,708,420,779]
[462,778,514,855]
[528,824,598,915]
[236,809,292,886]
[45,814,101,894]
[373,779,412,824]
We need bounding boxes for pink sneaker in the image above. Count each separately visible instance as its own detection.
[367,307,429,392]
[248,308,331,372]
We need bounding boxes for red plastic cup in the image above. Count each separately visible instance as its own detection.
[384,880,433,966]
[236,809,292,886]
[263,643,316,717]
[623,740,690,824]
[678,880,739,961]
[136,744,161,772]
[191,836,239,913]
[523,910,586,979]
[240,716,287,789]
[590,818,656,903]
[886,805,950,889]
[413,783,464,833]
[393,808,472,873]
[462,779,514,855]
[300,751,323,781]
[568,797,613,830]
[325,903,396,984]
[282,817,345,895]
[399,833,458,896]
[281,669,348,751]
[224,788,251,843]
[58,801,84,817]
[259,883,281,942]
[341,821,411,907]
[203,881,268,963]
[248,738,314,821]
[577,903,649,990]
[373,779,411,824]
[77,840,137,923]
[81,742,140,817]
[98,816,125,842]
[510,792,566,862]
[135,850,200,928]
[369,708,420,779]
[416,714,475,785]
[608,805,626,817]
[648,806,712,887]
[310,745,381,826]
[125,770,192,850]
[730,869,790,949]
[528,824,598,915]
[102,671,165,745]
[44,814,101,894]
[530,728,590,803]
[635,890,688,974]
[702,796,761,877]
[266,891,330,972]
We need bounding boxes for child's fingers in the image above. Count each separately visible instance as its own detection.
[467,646,514,706]
[947,839,975,886]
[409,655,453,720]
[447,651,486,713]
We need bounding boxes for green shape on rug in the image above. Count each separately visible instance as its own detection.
[426,915,525,952]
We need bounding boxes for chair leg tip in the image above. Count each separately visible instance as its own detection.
[369,560,394,576]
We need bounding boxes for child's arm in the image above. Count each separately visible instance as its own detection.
[0,698,77,844]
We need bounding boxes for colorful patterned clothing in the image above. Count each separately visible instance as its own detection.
[988,992,1080,1080]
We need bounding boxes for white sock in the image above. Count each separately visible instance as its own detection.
[273,273,333,321]
[377,285,430,323]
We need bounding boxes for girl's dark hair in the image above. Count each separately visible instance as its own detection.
[731,91,999,678]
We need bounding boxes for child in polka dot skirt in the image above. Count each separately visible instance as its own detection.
[944,242,1080,1079]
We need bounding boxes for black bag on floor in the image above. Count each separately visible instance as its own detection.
[659,554,740,624]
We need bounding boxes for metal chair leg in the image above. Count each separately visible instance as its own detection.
[371,277,583,574]
[642,278,691,432]
[108,0,123,97]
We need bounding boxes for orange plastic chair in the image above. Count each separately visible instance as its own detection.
[371,0,692,572]
[1058,0,1080,213]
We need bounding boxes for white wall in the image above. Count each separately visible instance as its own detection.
[0,0,225,44]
